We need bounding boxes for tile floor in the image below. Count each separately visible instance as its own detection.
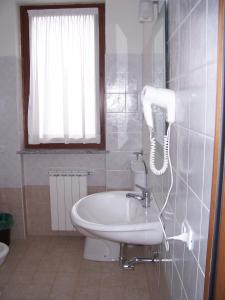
[0,237,169,300]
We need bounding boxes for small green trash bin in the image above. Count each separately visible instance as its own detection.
[0,213,13,246]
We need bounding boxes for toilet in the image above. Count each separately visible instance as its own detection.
[0,242,9,266]
[83,154,146,262]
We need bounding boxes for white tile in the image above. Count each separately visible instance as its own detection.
[125,94,138,112]
[168,33,180,80]
[162,167,171,198]
[175,176,187,225]
[188,131,205,200]
[181,288,188,300]
[105,72,126,93]
[180,0,191,21]
[126,73,139,93]
[128,54,142,74]
[190,0,206,70]
[124,113,142,132]
[106,151,134,171]
[168,262,174,297]
[160,0,218,299]
[23,154,106,186]
[195,267,205,300]
[167,169,177,214]
[206,0,219,64]
[177,76,190,129]
[170,124,178,170]
[189,67,206,135]
[190,0,200,10]
[106,94,125,113]
[150,173,164,210]
[182,248,198,300]
[168,0,180,38]
[199,204,209,274]
[179,18,190,76]
[162,178,175,236]
[106,113,142,133]
[105,54,128,74]
[142,120,151,154]
[177,126,189,182]
[163,213,175,240]
[205,64,217,137]
[171,265,182,300]
[106,132,142,152]
[203,137,214,209]
[187,187,201,260]
[106,170,132,189]
[107,113,124,133]
[105,54,142,94]
[173,222,185,280]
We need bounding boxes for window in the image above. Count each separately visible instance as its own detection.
[20,4,105,149]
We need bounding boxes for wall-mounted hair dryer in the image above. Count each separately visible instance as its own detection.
[142,86,175,128]
[141,85,175,175]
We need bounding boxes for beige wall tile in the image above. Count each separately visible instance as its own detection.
[25,185,105,236]
[87,186,106,194]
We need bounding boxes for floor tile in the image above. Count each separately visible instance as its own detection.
[0,237,170,300]
[49,272,77,300]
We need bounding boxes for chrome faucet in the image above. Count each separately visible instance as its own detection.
[126,184,152,208]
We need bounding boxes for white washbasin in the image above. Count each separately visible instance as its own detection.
[71,191,163,245]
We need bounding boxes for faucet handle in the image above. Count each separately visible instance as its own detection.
[135,184,152,208]
[135,184,153,207]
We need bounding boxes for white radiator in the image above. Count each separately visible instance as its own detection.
[49,170,88,231]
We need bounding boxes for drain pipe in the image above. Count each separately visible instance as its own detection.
[119,243,172,270]
[119,242,127,267]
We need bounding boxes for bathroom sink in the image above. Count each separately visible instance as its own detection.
[71,191,163,245]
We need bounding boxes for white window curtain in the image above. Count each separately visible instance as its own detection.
[28,8,100,144]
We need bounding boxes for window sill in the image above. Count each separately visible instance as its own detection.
[17,149,109,155]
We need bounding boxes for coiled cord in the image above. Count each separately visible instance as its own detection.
[149,131,169,175]
[159,124,173,216]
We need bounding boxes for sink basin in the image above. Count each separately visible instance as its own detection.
[71,191,163,245]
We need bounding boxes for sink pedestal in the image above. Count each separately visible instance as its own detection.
[84,237,120,261]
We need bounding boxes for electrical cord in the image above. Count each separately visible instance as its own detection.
[149,124,174,251]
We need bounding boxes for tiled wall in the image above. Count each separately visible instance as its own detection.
[142,0,219,299]
[23,154,106,188]
[0,53,142,236]
[22,53,143,192]
[22,54,142,235]
[0,0,143,237]
[105,54,142,190]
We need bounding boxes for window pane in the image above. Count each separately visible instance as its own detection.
[28,9,100,144]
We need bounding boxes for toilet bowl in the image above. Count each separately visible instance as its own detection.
[0,242,9,266]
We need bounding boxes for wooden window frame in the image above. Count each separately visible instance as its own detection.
[20,3,105,150]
